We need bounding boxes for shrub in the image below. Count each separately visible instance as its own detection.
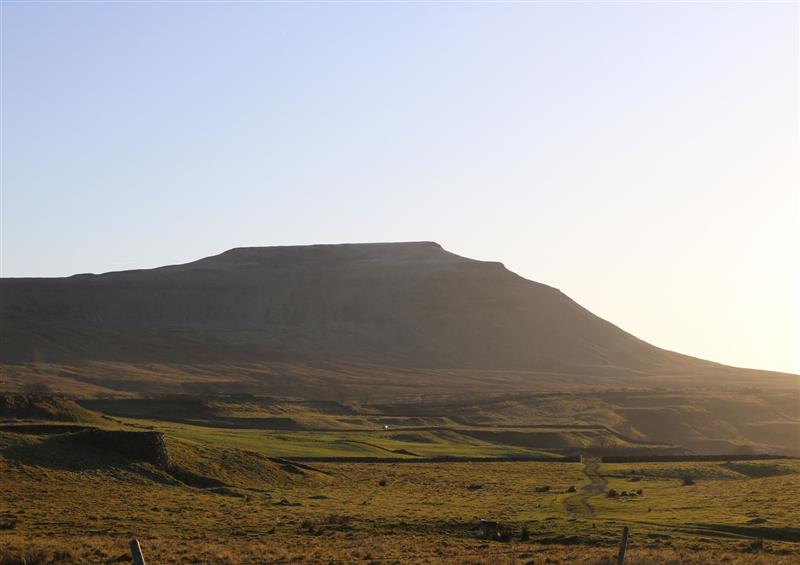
[0,518,16,530]
[52,550,75,563]
[324,514,351,525]
[607,489,619,498]
[681,475,696,486]
[748,538,764,552]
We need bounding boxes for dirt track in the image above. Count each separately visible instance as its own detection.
[563,457,606,517]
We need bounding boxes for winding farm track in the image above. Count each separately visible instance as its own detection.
[563,457,607,517]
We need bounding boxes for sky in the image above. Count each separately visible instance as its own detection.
[1,1,798,374]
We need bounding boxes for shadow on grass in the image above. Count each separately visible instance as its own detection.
[689,524,800,542]
[1,430,225,490]
[2,432,153,472]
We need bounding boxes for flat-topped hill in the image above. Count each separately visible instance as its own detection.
[0,242,746,377]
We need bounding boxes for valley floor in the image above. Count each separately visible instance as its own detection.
[1,395,799,563]
[2,448,799,563]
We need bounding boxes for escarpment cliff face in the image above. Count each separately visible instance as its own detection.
[0,242,780,380]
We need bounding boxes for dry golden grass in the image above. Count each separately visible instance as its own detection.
[2,439,799,564]
[2,398,799,564]
[1,533,799,564]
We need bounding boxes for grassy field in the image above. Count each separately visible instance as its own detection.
[1,397,799,564]
[143,422,580,459]
[77,396,673,460]
[4,360,799,457]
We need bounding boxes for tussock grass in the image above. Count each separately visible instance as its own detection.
[1,417,799,563]
[0,534,798,564]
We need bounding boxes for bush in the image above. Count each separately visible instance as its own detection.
[52,550,75,563]
[519,526,530,541]
[534,485,551,493]
[300,519,314,530]
[748,538,764,552]
[607,489,619,498]
[0,518,16,530]
[324,514,351,525]
[681,475,696,486]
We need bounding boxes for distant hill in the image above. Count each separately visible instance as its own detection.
[0,242,791,381]
[2,243,797,455]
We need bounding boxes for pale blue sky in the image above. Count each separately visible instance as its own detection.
[2,1,798,373]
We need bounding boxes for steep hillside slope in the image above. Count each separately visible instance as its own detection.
[0,242,728,376]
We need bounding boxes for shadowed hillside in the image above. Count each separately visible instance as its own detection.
[0,242,775,380]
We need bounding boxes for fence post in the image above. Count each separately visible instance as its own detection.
[616,526,629,565]
[130,539,146,565]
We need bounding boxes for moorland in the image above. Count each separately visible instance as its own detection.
[1,243,798,563]
[1,395,799,564]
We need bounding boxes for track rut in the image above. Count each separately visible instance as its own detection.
[563,457,606,517]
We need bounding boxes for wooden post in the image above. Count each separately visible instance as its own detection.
[130,539,146,565]
[616,526,629,565]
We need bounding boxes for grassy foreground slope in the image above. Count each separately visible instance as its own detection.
[1,430,799,563]
[1,398,799,564]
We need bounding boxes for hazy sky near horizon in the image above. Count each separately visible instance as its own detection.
[1,1,798,374]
